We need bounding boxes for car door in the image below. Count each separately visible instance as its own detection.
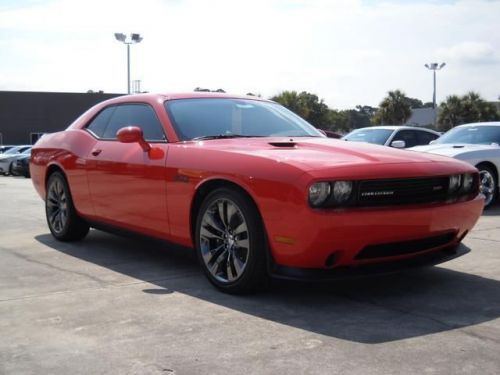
[86,103,170,237]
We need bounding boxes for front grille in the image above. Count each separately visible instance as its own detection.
[358,176,450,206]
[355,232,457,260]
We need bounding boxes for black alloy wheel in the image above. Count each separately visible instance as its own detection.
[46,172,90,241]
[195,187,268,294]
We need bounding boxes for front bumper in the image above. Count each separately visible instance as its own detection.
[270,243,470,281]
[264,194,484,269]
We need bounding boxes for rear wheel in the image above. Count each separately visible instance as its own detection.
[46,172,89,241]
[195,187,268,294]
[478,165,498,208]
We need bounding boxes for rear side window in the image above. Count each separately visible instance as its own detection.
[86,107,116,138]
[417,131,439,145]
[103,104,166,141]
[392,130,418,148]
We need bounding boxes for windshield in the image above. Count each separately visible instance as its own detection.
[343,128,393,145]
[165,98,324,141]
[436,125,500,145]
[3,147,22,155]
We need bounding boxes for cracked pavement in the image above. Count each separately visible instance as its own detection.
[1,177,499,374]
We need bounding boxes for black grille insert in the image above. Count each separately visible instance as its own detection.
[358,176,450,206]
[355,232,457,260]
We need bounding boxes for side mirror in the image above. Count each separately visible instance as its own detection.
[390,140,406,148]
[117,126,151,152]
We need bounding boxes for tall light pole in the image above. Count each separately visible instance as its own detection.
[424,62,446,126]
[114,33,143,94]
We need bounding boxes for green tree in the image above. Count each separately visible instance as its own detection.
[403,97,424,109]
[271,91,330,129]
[348,105,377,129]
[327,110,350,133]
[372,90,412,125]
[271,91,306,118]
[438,95,463,130]
[355,105,378,117]
[438,91,500,131]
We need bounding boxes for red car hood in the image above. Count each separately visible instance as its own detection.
[191,137,455,171]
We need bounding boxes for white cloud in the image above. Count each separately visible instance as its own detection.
[1,0,499,108]
[437,41,498,65]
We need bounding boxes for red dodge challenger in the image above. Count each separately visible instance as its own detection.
[31,93,484,293]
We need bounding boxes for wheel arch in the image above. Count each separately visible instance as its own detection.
[45,163,67,187]
[190,178,265,245]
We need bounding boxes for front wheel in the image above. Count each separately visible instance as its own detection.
[46,172,90,241]
[478,165,498,208]
[195,187,268,294]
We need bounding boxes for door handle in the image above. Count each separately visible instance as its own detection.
[91,149,102,156]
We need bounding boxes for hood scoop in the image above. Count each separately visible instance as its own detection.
[452,145,465,148]
[269,141,297,148]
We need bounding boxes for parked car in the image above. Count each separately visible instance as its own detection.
[0,145,15,154]
[412,122,500,208]
[31,93,483,293]
[343,126,440,148]
[0,146,31,175]
[12,150,31,178]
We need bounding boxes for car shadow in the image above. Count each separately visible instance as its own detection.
[35,231,500,344]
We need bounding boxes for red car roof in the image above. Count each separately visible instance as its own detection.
[106,92,271,103]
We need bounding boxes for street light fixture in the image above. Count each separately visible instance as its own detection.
[424,62,446,126]
[114,33,143,94]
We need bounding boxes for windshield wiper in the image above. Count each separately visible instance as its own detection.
[191,134,263,141]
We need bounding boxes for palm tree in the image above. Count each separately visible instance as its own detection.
[438,92,500,130]
[372,90,412,125]
[438,95,462,131]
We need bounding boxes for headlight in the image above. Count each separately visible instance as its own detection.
[309,182,331,207]
[448,175,461,193]
[462,173,474,192]
[332,181,353,204]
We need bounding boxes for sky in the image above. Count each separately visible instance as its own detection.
[0,0,499,109]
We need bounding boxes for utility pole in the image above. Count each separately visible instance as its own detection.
[114,33,143,94]
[424,62,446,127]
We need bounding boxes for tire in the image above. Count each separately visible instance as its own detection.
[46,171,90,241]
[477,165,498,208]
[8,163,14,176]
[195,187,268,294]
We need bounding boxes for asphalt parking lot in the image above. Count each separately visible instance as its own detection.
[1,177,499,375]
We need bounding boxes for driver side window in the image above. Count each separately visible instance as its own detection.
[102,104,167,141]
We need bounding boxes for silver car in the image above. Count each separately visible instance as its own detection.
[343,126,441,148]
[412,122,500,207]
[0,146,32,175]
